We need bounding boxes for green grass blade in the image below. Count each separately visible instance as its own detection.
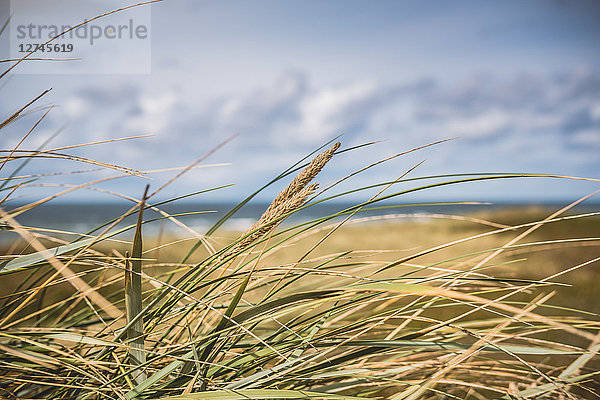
[498,372,600,399]
[0,237,97,274]
[125,185,149,385]
[161,389,366,399]
[186,272,254,382]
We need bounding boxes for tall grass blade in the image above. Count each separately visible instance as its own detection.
[125,185,149,385]
[498,372,600,399]
[186,272,253,386]
[161,389,366,399]
[0,237,96,274]
[0,88,52,130]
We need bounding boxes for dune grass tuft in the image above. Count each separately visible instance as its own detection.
[1,6,600,400]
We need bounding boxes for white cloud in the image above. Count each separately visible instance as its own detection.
[444,109,511,138]
[63,97,91,119]
[10,67,598,201]
[125,92,179,134]
[590,103,600,121]
[572,130,600,146]
[296,80,378,142]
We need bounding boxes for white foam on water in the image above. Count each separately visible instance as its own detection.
[222,218,255,232]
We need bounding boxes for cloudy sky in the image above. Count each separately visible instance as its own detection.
[1,0,600,204]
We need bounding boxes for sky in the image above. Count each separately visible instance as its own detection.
[1,0,600,205]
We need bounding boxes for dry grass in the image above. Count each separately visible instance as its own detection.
[1,151,600,399]
[1,5,600,398]
[226,142,340,261]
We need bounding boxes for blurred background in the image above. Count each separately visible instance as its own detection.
[1,0,599,207]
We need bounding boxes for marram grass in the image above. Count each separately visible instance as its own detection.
[1,134,599,400]
[2,9,600,400]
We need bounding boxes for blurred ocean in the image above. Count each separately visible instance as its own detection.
[4,203,599,238]
[2,201,598,240]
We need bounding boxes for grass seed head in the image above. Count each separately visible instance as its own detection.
[225,143,340,259]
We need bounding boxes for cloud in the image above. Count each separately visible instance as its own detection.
[45,67,600,156]
[294,80,380,143]
[125,92,179,134]
[3,67,598,202]
[394,68,600,151]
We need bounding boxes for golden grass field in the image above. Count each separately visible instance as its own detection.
[3,2,600,397]
[140,206,600,316]
[1,133,599,398]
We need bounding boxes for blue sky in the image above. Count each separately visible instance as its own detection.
[1,0,599,204]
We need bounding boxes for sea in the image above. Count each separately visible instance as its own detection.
[2,200,598,241]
